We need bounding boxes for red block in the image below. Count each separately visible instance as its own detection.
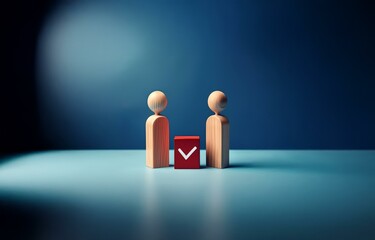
[174,136,200,169]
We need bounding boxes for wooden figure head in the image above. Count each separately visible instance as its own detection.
[147,91,168,115]
[208,90,227,115]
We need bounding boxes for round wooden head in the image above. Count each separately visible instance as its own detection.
[208,90,227,115]
[147,91,168,115]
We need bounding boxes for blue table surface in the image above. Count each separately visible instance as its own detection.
[0,150,375,240]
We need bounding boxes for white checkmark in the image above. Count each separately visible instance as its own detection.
[178,146,197,160]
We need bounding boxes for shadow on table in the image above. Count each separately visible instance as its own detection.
[228,162,301,170]
[0,153,26,165]
[229,161,340,176]
[228,159,375,176]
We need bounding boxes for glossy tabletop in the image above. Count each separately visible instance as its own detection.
[0,150,374,240]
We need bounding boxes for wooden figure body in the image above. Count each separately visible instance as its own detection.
[206,91,229,168]
[146,91,169,168]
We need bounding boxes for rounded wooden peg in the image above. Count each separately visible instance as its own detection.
[208,90,227,115]
[148,91,167,115]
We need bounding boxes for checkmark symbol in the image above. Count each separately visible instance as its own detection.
[178,146,197,160]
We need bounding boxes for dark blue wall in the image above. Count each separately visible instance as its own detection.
[37,0,375,149]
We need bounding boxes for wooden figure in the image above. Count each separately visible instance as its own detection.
[146,91,169,168]
[206,91,229,168]
[174,136,200,169]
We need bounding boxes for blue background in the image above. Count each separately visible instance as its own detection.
[36,0,375,149]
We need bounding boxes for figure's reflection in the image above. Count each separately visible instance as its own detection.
[140,169,167,239]
[201,171,228,240]
[140,167,230,240]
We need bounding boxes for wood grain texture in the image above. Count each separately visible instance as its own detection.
[146,115,169,168]
[206,115,229,168]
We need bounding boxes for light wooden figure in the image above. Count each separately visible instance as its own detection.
[146,91,169,168]
[206,91,229,168]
